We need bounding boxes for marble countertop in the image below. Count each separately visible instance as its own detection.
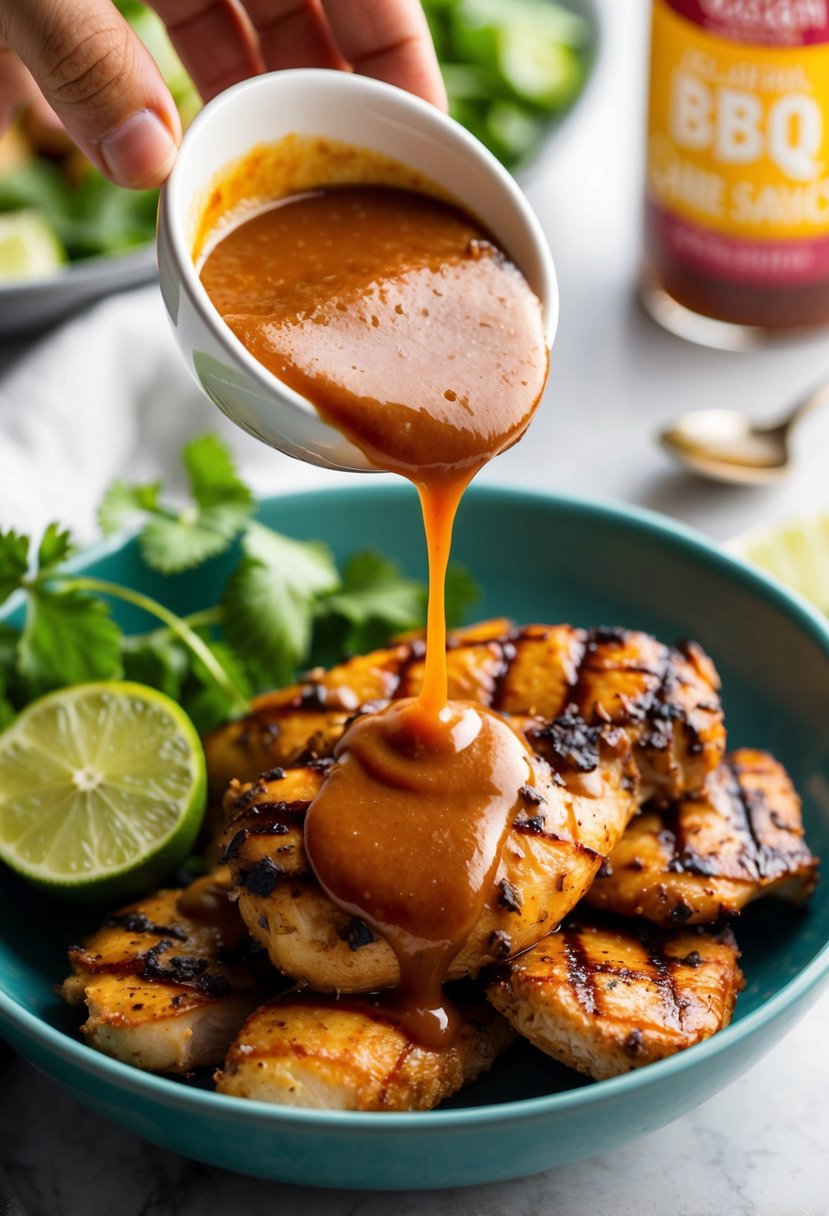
[1,1,828,1212]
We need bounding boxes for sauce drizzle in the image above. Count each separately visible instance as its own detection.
[202,179,549,1047]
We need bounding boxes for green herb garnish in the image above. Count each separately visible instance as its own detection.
[0,434,480,733]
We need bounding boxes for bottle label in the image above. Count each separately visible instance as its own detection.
[647,0,829,285]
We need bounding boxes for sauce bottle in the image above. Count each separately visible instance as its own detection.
[641,0,829,346]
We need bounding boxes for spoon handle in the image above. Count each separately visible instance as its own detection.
[780,378,829,435]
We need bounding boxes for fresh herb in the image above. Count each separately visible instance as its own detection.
[98,433,254,572]
[0,434,480,734]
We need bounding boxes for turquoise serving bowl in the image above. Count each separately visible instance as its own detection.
[1,485,827,1190]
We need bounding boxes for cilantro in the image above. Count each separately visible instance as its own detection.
[444,563,482,627]
[321,550,423,652]
[37,523,73,572]
[97,481,161,535]
[19,589,123,694]
[0,433,484,728]
[98,434,253,573]
[0,531,29,605]
[222,522,339,687]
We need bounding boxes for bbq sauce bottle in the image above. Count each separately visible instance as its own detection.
[641,0,829,347]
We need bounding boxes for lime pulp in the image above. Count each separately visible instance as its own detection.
[0,682,206,900]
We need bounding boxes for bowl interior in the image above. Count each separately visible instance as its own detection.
[0,486,827,1165]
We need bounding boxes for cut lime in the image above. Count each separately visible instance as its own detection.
[0,209,66,283]
[0,682,206,900]
[726,515,829,614]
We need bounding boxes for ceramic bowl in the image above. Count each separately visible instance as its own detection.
[0,485,827,1190]
[157,69,558,473]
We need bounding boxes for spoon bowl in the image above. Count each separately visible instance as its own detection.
[660,409,790,485]
[659,380,829,485]
[158,70,558,474]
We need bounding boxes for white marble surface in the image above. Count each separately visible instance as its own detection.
[1,1,829,1212]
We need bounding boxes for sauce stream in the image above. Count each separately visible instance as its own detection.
[202,179,549,1048]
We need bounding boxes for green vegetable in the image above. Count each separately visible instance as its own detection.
[423,0,590,170]
[98,433,254,573]
[0,1,197,273]
[0,434,480,734]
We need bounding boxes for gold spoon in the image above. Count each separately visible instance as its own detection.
[659,378,829,485]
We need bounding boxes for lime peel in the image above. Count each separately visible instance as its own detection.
[0,682,206,901]
[726,514,829,615]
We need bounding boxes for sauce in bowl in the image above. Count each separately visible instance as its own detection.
[200,158,550,1047]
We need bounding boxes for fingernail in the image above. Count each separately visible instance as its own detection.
[98,109,177,188]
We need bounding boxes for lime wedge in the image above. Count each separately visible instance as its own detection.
[726,515,829,613]
[0,683,206,900]
[0,209,66,283]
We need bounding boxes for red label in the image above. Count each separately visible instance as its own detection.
[666,0,829,43]
[647,199,829,282]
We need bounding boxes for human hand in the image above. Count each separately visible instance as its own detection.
[0,0,446,189]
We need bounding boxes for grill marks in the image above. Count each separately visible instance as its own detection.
[562,920,684,1029]
[204,621,725,801]
[486,916,743,1080]
[585,749,819,926]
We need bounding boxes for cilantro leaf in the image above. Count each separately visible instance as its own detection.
[37,523,73,572]
[222,522,340,687]
[120,634,189,701]
[0,531,29,606]
[444,563,482,628]
[19,589,123,694]
[322,550,423,648]
[134,435,253,574]
[0,625,18,729]
[98,480,162,535]
[183,638,253,734]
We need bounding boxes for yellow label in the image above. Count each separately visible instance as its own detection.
[647,0,829,239]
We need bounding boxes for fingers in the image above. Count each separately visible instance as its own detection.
[0,43,39,130]
[242,1,346,72]
[321,0,447,109]
[156,0,444,106]
[149,1,264,102]
[1,0,180,187]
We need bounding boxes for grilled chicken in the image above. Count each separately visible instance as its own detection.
[585,749,819,926]
[204,621,725,803]
[486,917,743,1080]
[216,997,514,1111]
[221,719,640,992]
[59,884,261,1073]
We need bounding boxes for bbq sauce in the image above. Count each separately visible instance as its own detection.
[201,177,548,1048]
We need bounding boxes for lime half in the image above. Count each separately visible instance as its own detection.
[0,682,206,900]
[726,514,829,614]
[0,210,65,283]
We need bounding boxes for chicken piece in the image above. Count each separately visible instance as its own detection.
[486,917,743,1080]
[204,621,725,803]
[59,884,261,1073]
[585,749,819,926]
[221,718,640,992]
[216,997,514,1111]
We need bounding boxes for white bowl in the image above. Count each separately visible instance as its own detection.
[157,69,558,473]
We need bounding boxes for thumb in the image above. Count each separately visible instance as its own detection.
[1,0,181,188]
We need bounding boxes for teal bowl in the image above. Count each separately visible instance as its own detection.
[1,485,827,1189]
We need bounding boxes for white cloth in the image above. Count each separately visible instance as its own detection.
[0,286,366,543]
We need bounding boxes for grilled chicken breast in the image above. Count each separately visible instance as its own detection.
[59,885,261,1073]
[216,997,514,1111]
[221,718,640,992]
[585,749,819,926]
[204,621,725,803]
[486,917,743,1080]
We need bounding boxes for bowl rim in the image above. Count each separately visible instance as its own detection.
[159,69,559,440]
[1,482,828,1129]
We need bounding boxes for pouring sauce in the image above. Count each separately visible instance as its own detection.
[201,166,549,1048]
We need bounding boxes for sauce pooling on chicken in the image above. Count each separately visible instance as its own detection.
[202,181,548,1048]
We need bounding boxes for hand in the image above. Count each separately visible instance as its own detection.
[0,0,446,189]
